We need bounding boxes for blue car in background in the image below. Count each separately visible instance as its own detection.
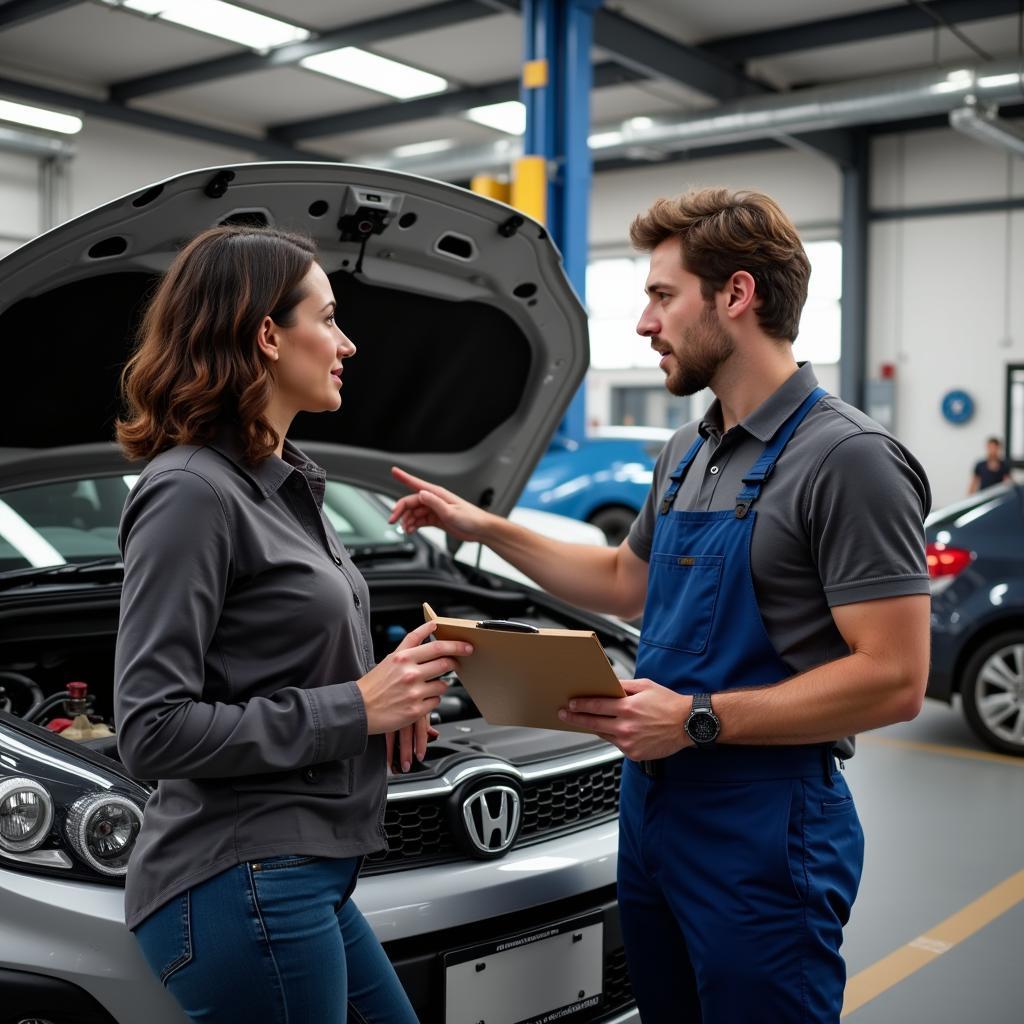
[926,480,1024,756]
[520,426,673,546]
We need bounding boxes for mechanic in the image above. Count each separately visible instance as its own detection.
[389,188,931,1023]
[113,225,471,1023]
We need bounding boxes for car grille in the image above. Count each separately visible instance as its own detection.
[601,946,634,1017]
[362,759,622,874]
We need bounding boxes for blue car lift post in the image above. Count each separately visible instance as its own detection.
[518,0,602,449]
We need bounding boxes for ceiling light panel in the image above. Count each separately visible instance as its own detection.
[0,99,82,135]
[466,101,526,135]
[300,47,447,99]
[102,1,310,51]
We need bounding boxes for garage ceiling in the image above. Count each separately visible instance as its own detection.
[0,0,1021,174]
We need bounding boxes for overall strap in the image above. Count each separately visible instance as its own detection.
[659,435,705,515]
[734,386,828,519]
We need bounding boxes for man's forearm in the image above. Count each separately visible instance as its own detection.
[714,650,926,746]
[481,514,641,618]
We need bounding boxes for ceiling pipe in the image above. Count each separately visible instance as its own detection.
[371,58,1024,178]
[949,101,1024,158]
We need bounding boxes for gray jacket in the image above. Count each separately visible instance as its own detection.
[114,431,386,930]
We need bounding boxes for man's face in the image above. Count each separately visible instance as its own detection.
[636,237,734,397]
[987,440,1002,460]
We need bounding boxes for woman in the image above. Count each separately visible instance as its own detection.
[113,225,471,1023]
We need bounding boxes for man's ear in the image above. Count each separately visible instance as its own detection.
[255,315,280,364]
[721,270,758,321]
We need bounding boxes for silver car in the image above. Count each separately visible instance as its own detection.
[0,164,640,1024]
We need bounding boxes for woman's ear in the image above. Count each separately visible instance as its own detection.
[255,315,280,364]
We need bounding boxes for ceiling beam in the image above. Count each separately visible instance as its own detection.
[704,0,1021,63]
[269,61,643,143]
[0,0,81,31]
[109,0,493,102]
[0,74,329,160]
[481,0,770,100]
[592,7,770,100]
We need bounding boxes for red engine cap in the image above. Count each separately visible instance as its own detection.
[66,681,88,699]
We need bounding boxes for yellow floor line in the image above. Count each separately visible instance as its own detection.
[842,868,1024,1017]
[858,734,1024,768]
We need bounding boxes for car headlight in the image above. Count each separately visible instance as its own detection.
[0,777,54,853]
[0,714,148,885]
[66,793,143,875]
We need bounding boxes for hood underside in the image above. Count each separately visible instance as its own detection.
[0,163,590,516]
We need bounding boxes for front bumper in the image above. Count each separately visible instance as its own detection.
[0,819,634,1024]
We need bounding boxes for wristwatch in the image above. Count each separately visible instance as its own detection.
[684,693,720,747]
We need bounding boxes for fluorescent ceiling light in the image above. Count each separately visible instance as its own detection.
[588,130,624,149]
[466,100,526,135]
[301,47,447,99]
[979,73,1023,89]
[391,139,456,157]
[626,116,654,130]
[103,1,309,51]
[0,98,82,134]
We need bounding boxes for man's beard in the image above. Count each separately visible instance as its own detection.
[663,302,734,397]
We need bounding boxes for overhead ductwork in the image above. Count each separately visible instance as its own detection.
[950,101,1024,158]
[370,58,1024,178]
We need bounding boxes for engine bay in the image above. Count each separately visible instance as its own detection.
[0,575,636,773]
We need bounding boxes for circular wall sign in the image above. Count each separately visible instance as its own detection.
[941,389,974,425]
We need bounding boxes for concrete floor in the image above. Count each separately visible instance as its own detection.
[840,699,1024,1022]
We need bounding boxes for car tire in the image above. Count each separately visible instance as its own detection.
[589,505,636,547]
[960,631,1024,756]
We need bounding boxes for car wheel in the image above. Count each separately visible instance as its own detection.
[960,631,1024,756]
[589,506,636,547]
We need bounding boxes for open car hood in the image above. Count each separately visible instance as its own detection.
[0,163,589,516]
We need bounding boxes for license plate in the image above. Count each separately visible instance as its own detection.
[444,912,604,1024]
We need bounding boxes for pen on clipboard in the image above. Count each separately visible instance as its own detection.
[476,619,539,633]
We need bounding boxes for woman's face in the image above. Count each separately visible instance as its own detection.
[270,262,355,415]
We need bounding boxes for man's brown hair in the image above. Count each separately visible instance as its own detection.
[117,225,317,464]
[629,187,810,341]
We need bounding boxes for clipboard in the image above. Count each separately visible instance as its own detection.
[423,602,626,732]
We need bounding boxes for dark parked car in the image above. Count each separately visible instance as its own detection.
[0,164,639,1024]
[926,481,1024,755]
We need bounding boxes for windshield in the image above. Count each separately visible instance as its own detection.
[924,482,1015,530]
[0,473,406,574]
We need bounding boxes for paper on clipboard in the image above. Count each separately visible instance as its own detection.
[423,602,626,732]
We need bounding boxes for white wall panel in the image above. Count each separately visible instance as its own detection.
[0,152,41,256]
[868,210,1024,507]
[68,120,251,219]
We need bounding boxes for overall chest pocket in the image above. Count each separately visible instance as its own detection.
[642,553,724,655]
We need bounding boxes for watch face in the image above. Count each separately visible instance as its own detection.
[687,710,719,743]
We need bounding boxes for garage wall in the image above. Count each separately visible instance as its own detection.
[869,127,1024,507]
[0,151,42,257]
[67,119,251,219]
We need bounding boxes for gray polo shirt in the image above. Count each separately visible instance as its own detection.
[114,430,386,930]
[628,363,931,749]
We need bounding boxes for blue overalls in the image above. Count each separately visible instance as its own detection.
[618,388,864,1023]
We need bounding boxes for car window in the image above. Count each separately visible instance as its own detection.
[924,483,1015,530]
[322,481,406,548]
[0,475,135,572]
[0,473,406,574]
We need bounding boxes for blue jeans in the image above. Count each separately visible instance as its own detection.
[133,855,418,1024]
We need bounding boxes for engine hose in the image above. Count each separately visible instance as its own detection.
[0,671,45,715]
[23,689,74,724]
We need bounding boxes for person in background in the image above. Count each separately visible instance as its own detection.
[114,225,471,1023]
[968,436,1011,493]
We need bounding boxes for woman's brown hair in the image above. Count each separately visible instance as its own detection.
[629,188,810,341]
[116,225,317,463]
